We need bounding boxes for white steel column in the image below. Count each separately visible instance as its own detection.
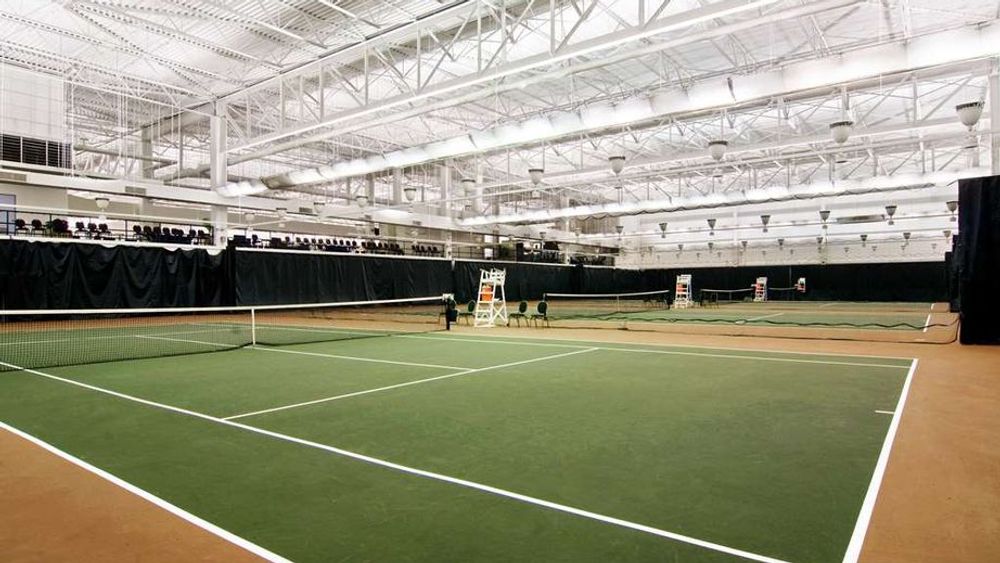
[209,103,228,191]
[210,205,228,246]
[990,60,1000,175]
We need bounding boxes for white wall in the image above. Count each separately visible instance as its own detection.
[0,182,68,209]
[0,66,66,141]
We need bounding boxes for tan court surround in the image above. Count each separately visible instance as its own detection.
[1,321,998,562]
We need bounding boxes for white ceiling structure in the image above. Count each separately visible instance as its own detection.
[1,0,998,260]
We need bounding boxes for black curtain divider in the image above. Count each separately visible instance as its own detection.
[0,241,950,311]
[635,262,945,303]
[452,260,575,303]
[956,175,1000,344]
[234,250,453,305]
[0,239,225,309]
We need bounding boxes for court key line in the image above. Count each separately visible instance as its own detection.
[1,360,789,563]
[223,348,599,420]
[398,335,910,369]
[135,335,469,371]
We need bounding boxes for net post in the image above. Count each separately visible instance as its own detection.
[250,308,257,347]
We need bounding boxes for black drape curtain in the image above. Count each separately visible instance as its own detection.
[235,250,453,305]
[0,240,225,309]
[956,175,1000,344]
[0,241,949,310]
[637,263,945,302]
[452,260,575,303]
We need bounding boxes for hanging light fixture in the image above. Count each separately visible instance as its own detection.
[943,229,952,240]
[708,241,714,251]
[677,243,684,251]
[609,155,626,175]
[403,186,417,202]
[946,200,958,221]
[707,218,716,236]
[885,204,897,225]
[275,207,287,219]
[819,209,830,230]
[528,168,544,185]
[777,238,785,250]
[903,232,912,245]
[355,194,369,208]
[829,120,854,145]
[658,222,668,238]
[94,197,110,211]
[957,101,984,150]
[740,240,748,251]
[461,178,476,196]
[860,233,868,247]
[708,140,728,161]
[615,225,624,235]
[760,214,770,233]
[956,101,984,130]
[313,201,326,215]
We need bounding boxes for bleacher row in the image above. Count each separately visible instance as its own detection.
[11,218,212,244]
[233,234,444,257]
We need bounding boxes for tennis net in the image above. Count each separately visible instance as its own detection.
[543,289,671,317]
[0,296,447,372]
[699,287,754,305]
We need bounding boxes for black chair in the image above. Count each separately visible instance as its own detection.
[53,219,70,236]
[30,219,44,235]
[533,301,549,328]
[14,218,28,235]
[132,225,143,240]
[458,300,476,325]
[98,224,110,239]
[508,301,529,327]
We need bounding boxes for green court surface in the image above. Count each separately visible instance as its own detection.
[546,301,935,330]
[0,331,915,563]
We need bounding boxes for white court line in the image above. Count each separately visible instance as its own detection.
[0,421,290,563]
[874,410,895,415]
[922,313,932,333]
[745,313,785,322]
[399,335,909,369]
[1,360,788,563]
[0,327,229,347]
[397,332,916,361]
[200,322,382,338]
[137,335,468,371]
[819,303,838,308]
[224,348,598,420]
[249,345,471,371]
[136,335,238,348]
[842,358,918,563]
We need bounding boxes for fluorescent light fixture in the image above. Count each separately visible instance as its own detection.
[461,168,985,226]
[217,179,269,197]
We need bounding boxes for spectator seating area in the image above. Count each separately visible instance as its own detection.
[11,218,211,245]
[232,235,444,257]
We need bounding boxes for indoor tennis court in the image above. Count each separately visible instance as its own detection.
[0,316,915,563]
[3,1,1000,562]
